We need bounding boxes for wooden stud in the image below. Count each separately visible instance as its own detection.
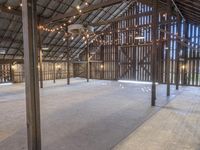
[67,37,70,85]
[151,0,158,106]
[22,0,41,149]
[166,0,172,96]
[38,30,43,88]
[86,38,90,82]
[53,62,56,83]
[175,15,181,90]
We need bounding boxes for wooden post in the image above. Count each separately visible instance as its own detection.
[53,62,56,83]
[38,31,43,88]
[175,15,181,90]
[100,35,104,79]
[151,0,158,106]
[166,0,172,96]
[9,63,14,82]
[114,22,119,80]
[86,38,90,82]
[67,37,70,85]
[22,0,41,149]
[183,21,188,85]
[158,13,165,83]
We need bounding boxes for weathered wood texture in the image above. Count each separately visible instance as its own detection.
[1,2,200,87]
[22,0,41,149]
[76,2,200,87]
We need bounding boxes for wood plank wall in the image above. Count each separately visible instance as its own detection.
[1,3,200,86]
[77,2,200,87]
[0,64,11,83]
[3,62,74,83]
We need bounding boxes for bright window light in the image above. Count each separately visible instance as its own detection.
[118,80,158,85]
[0,83,13,86]
[135,36,145,40]
[42,47,49,50]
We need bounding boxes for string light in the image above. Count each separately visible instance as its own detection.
[76,5,80,10]
[8,6,11,10]
[20,3,23,7]
[181,65,186,70]
[163,13,167,17]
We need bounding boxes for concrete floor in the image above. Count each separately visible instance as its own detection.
[114,86,200,150]
[0,78,196,150]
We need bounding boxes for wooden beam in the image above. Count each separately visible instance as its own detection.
[22,0,41,149]
[86,38,90,82]
[44,0,126,24]
[100,35,104,79]
[53,62,56,83]
[114,22,119,80]
[166,0,172,97]
[151,0,158,106]
[10,63,14,82]
[39,49,43,88]
[90,11,154,26]
[183,21,189,85]
[175,15,181,90]
[38,30,43,88]
[67,38,70,85]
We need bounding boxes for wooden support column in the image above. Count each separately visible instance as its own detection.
[67,37,70,85]
[175,15,181,90]
[86,38,90,82]
[100,35,104,79]
[53,62,56,83]
[166,0,172,96]
[133,4,139,80]
[9,63,14,82]
[22,0,41,149]
[114,22,119,80]
[183,21,188,85]
[38,31,43,88]
[151,0,158,106]
[158,13,165,83]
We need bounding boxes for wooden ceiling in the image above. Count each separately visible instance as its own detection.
[0,0,199,62]
[174,0,200,24]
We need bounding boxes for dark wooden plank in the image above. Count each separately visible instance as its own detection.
[151,0,159,106]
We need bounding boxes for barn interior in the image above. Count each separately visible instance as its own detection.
[0,0,200,150]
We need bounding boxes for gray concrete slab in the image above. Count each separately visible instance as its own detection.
[114,86,200,150]
[0,78,180,150]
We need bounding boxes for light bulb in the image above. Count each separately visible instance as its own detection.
[76,5,80,9]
